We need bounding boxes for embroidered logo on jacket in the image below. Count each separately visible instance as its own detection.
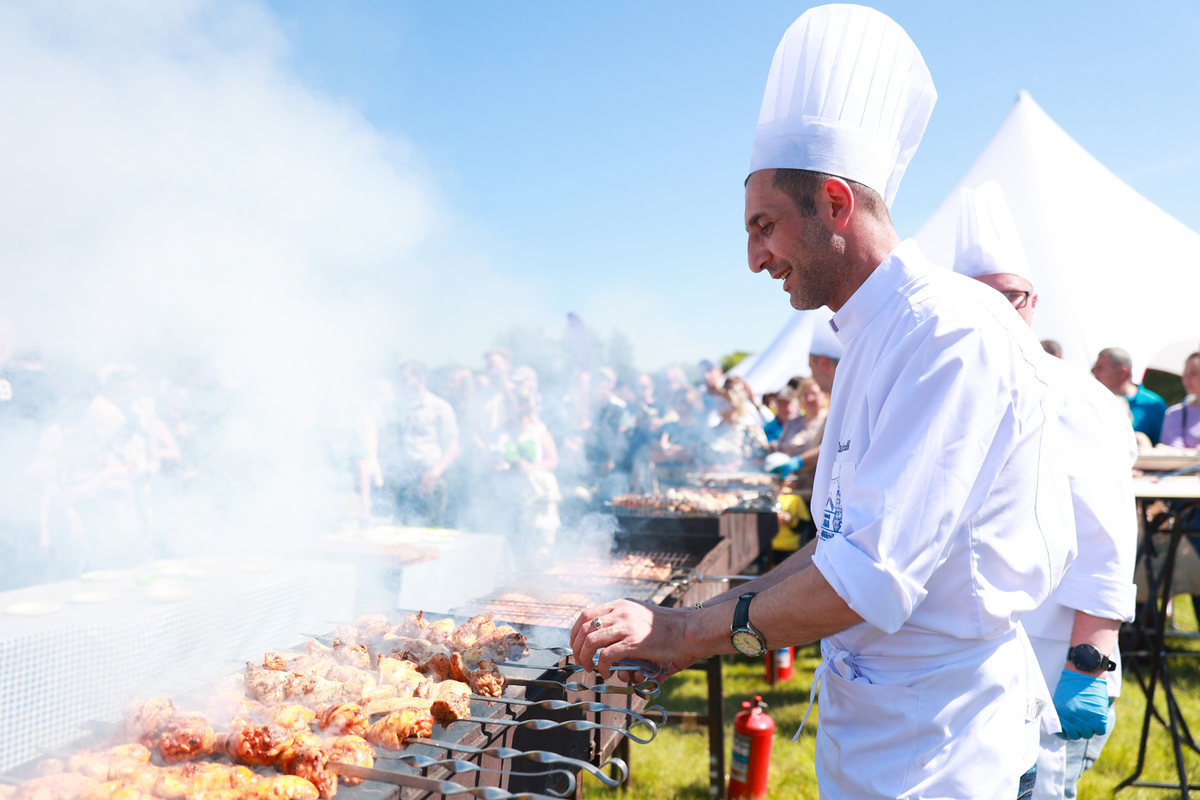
[837,439,850,453]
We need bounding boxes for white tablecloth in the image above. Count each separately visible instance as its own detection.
[0,558,355,772]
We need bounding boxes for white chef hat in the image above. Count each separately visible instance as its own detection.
[809,316,845,360]
[953,181,1034,283]
[750,5,937,209]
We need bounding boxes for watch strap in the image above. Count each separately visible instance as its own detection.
[733,592,756,630]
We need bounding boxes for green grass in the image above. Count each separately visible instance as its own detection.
[583,600,1200,799]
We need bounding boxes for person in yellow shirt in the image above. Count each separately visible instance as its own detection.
[764,456,814,565]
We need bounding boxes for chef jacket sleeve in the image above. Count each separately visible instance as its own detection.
[813,311,1049,635]
[1055,388,1138,623]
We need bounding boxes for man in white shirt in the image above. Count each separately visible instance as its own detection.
[952,182,1137,800]
[572,7,1074,799]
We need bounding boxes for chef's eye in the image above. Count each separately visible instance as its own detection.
[760,222,773,235]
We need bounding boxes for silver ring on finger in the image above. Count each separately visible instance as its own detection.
[592,616,605,630]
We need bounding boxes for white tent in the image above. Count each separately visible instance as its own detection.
[913,91,1200,379]
[730,308,831,394]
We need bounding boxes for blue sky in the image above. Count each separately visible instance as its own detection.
[3,2,1197,376]
[258,1,1200,370]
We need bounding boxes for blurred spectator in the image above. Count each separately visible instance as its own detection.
[494,382,561,557]
[625,373,672,493]
[1092,347,1167,445]
[698,358,725,427]
[586,367,630,500]
[1161,352,1200,449]
[768,469,816,563]
[651,387,708,487]
[477,346,514,446]
[1041,339,1063,358]
[706,380,768,472]
[762,391,786,443]
[724,375,766,428]
[775,377,828,491]
[376,360,460,526]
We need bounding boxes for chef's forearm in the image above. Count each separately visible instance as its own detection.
[1064,611,1121,675]
[698,539,818,609]
[682,553,860,656]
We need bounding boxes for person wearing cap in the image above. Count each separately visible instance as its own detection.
[572,7,1073,799]
[953,183,1137,800]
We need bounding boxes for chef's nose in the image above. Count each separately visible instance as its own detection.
[748,236,770,274]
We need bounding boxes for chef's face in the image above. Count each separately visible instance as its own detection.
[973,273,1037,326]
[745,170,841,310]
[1182,356,1200,398]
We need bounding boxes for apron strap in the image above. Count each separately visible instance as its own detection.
[793,649,853,742]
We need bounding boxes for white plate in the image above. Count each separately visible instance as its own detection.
[4,601,64,616]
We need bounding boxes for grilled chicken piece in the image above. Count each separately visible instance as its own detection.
[330,642,371,670]
[222,723,292,766]
[390,612,426,639]
[313,703,368,737]
[363,696,433,717]
[418,652,453,681]
[464,627,529,663]
[387,636,448,664]
[452,614,496,649]
[245,662,321,704]
[13,773,96,800]
[157,714,216,763]
[422,617,455,648]
[285,656,336,680]
[77,778,154,799]
[429,680,472,727]
[365,708,434,750]
[450,652,505,698]
[153,763,260,799]
[326,665,376,701]
[275,735,336,800]
[377,656,427,696]
[305,638,332,658]
[352,614,392,641]
[119,697,177,748]
[35,760,64,777]
[264,704,315,732]
[264,653,288,671]
[321,736,374,786]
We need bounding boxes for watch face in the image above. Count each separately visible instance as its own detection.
[732,629,766,657]
[1071,644,1102,672]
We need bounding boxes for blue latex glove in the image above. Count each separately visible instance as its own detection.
[768,454,805,476]
[1054,669,1109,740]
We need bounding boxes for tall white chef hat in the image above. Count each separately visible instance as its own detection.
[953,181,1034,283]
[750,5,937,208]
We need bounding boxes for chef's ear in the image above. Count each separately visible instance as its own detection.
[820,178,855,231]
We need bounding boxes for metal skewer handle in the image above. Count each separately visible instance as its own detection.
[373,754,575,798]
[403,739,629,787]
[328,761,562,800]
[504,675,661,699]
[479,695,668,732]
[457,715,657,745]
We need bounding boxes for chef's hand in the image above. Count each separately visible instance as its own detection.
[1054,670,1109,739]
[570,599,697,680]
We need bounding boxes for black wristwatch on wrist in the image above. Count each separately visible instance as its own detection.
[730,592,768,657]
[1067,643,1117,673]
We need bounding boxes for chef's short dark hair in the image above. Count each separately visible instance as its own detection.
[771,168,888,222]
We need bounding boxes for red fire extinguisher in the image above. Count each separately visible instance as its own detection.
[764,646,794,684]
[728,695,775,799]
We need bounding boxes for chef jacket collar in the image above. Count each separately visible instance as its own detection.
[829,239,926,345]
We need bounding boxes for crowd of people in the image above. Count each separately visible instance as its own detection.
[0,312,843,589]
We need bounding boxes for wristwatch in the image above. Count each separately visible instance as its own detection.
[730,592,768,657]
[1067,643,1117,673]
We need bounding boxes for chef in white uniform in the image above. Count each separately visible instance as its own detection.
[571,6,1077,799]
[952,182,1138,800]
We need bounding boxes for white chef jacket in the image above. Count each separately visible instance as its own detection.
[1024,357,1137,800]
[807,240,1076,800]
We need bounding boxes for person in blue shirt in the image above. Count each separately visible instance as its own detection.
[1092,347,1167,444]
